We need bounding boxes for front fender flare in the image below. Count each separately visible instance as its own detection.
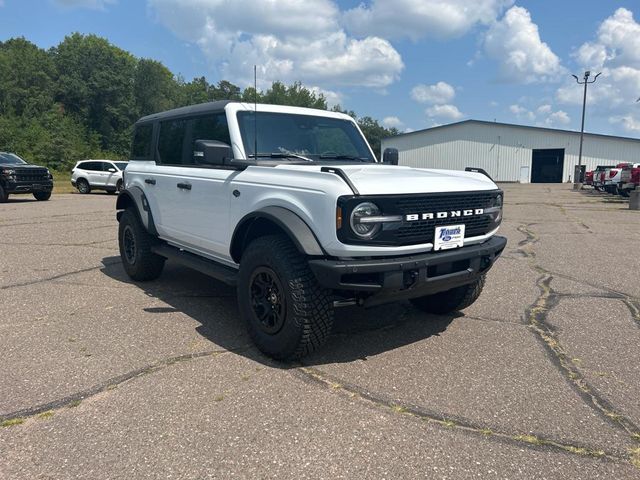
[230,206,325,262]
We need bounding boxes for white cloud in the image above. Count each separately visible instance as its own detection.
[557,8,640,134]
[411,81,455,104]
[54,0,116,8]
[483,6,564,83]
[382,116,404,128]
[509,103,570,126]
[343,0,513,41]
[536,104,552,115]
[148,0,403,91]
[426,104,464,121]
[546,110,571,126]
[509,104,535,121]
[610,115,640,133]
[489,100,499,107]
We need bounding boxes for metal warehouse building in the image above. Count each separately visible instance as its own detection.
[381,120,640,183]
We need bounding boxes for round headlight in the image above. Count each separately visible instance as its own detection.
[494,194,503,208]
[350,202,382,239]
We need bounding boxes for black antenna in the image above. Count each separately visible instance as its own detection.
[253,65,258,157]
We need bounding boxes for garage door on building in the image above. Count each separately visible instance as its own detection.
[531,149,564,183]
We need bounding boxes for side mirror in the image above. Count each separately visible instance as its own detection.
[382,147,398,165]
[108,168,116,173]
[194,139,232,166]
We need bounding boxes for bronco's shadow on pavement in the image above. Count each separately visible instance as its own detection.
[100,256,455,367]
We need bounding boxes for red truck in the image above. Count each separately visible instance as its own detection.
[619,163,640,197]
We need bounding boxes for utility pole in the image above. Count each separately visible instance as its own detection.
[572,71,601,189]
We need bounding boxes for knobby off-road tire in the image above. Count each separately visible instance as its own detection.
[33,191,51,201]
[238,234,334,360]
[0,184,8,203]
[77,179,91,194]
[118,209,165,281]
[410,275,486,315]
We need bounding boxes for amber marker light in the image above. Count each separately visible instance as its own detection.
[336,206,343,229]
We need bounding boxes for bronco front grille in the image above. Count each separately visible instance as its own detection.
[337,190,501,247]
[393,192,497,245]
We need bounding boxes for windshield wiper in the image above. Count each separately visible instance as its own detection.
[249,152,314,162]
[319,153,370,162]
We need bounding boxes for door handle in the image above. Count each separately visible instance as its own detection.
[177,182,192,190]
[144,178,156,185]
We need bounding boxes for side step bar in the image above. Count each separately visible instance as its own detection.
[151,244,238,286]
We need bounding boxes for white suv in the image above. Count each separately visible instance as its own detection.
[71,160,128,194]
[116,101,506,359]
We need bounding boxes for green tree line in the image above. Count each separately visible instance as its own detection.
[0,33,399,171]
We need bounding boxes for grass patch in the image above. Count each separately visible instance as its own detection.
[52,170,75,194]
[480,428,493,436]
[630,447,640,468]
[442,419,456,428]
[37,411,55,420]
[632,433,640,443]
[515,434,544,446]
[390,404,408,414]
[213,395,224,402]
[1,418,24,427]
[67,399,82,408]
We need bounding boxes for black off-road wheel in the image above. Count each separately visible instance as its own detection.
[238,234,334,360]
[118,209,165,281]
[0,184,8,203]
[77,179,91,194]
[33,191,51,201]
[410,275,486,315]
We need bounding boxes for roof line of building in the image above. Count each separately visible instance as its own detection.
[384,119,640,144]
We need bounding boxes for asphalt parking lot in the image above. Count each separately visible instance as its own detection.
[1,184,639,479]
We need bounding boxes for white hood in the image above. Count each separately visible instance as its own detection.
[277,164,498,195]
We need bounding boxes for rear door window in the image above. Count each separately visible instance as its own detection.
[157,119,188,165]
[131,124,154,160]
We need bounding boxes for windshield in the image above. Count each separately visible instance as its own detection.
[237,111,375,163]
[0,153,26,164]
[115,162,128,171]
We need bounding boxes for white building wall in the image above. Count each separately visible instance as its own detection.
[381,122,640,182]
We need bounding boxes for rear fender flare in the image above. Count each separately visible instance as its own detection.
[115,187,158,236]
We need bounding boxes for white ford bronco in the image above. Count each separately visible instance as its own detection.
[117,101,506,359]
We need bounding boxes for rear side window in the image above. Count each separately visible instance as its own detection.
[79,162,99,171]
[157,119,188,165]
[131,124,153,160]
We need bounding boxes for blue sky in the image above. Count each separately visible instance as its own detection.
[2,0,640,137]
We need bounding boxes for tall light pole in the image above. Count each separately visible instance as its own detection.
[572,71,601,188]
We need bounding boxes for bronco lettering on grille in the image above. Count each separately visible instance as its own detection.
[405,209,484,221]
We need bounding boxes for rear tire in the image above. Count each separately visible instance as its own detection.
[33,191,51,201]
[238,234,334,360]
[0,184,7,203]
[116,179,123,193]
[410,275,485,315]
[118,209,165,281]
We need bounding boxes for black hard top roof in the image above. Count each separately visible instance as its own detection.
[136,100,234,124]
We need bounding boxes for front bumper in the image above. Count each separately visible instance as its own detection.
[309,236,507,307]
[4,180,53,194]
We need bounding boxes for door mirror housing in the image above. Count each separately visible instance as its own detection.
[108,168,116,173]
[194,139,233,166]
[382,148,399,165]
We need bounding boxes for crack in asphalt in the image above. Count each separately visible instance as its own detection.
[0,260,121,291]
[0,347,249,423]
[293,366,626,463]
[516,222,640,464]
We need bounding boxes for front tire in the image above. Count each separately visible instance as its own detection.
[118,209,165,281]
[33,191,51,201]
[410,275,486,315]
[0,184,7,203]
[238,234,334,360]
[77,179,91,194]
